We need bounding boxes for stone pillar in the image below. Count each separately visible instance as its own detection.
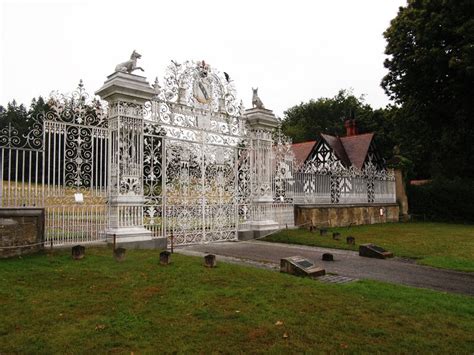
[96,72,154,242]
[394,168,409,220]
[244,107,280,238]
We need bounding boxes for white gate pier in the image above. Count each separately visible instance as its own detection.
[95,71,155,243]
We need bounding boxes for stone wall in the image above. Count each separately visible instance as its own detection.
[295,203,399,228]
[0,208,45,258]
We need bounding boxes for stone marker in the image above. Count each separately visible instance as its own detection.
[359,243,394,259]
[71,245,85,260]
[204,254,217,268]
[332,232,341,240]
[346,236,355,245]
[280,256,325,278]
[322,253,334,261]
[319,228,328,236]
[159,251,171,265]
[114,247,126,262]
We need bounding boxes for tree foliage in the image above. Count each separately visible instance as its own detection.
[382,0,474,178]
[0,97,49,136]
[283,1,473,180]
[281,90,396,161]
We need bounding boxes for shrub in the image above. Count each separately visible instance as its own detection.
[407,178,474,223]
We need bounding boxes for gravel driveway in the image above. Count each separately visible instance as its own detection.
[178,240,474,296]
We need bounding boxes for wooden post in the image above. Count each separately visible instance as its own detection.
[170,232,174,254]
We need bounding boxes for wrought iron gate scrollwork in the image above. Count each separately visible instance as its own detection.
[0,80,110,245]
[143,59,249,246]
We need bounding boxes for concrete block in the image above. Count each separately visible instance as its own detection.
[280,256,325,278]
[359,243,394,259]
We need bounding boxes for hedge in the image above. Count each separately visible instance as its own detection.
[407,178,474,223]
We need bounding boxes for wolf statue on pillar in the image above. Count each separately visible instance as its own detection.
[96,51,166,248]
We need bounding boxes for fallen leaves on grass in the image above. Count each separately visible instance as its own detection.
[95,324,106,331]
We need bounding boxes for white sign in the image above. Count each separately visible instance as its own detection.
[379,208,384,216]
[74,192,84,203]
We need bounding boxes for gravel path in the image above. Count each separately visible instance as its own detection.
[178,240,474,296]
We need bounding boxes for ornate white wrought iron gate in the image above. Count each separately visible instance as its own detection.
[142,60,251,246]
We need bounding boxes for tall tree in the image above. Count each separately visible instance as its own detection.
[282,90,371,141]
[382,0,474,178]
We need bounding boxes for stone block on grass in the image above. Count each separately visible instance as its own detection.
[71,245,85,260]
[280,256,325,278]
[159,251,171,265]
[204,254,217,268]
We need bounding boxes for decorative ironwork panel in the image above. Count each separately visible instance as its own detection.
[295,145,396,205]
[164,139,205,245]
[237,144,252,226]
[145,60,250,246]
[42,82,109,246]
[143,130,164,238]
[272,127,295,203]
[203,144,237,241]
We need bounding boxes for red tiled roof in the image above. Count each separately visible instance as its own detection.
[340,133,374,170]
[320,133,351,167]
[291,140,317,168]
[289,133,375,170]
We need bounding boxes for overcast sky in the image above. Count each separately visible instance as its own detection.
[1,0,406,117]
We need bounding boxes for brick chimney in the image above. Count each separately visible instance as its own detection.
[344,119,358,136]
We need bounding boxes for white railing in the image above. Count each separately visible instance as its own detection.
[291,172,332,204]
[45,203,108,246]
[276,171,396,205]
[374,178,396,203]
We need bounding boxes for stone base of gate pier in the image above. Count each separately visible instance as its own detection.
[105,227,153,244]
[238,220,280,240]
[105,226,169,250]
[110,237,168,250]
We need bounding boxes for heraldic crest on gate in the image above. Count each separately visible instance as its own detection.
[143,60,250,245]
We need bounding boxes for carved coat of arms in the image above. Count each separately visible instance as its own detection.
[193,61,212,104]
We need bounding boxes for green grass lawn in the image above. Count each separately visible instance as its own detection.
[1,248,473,353]
[263,222,474,272]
